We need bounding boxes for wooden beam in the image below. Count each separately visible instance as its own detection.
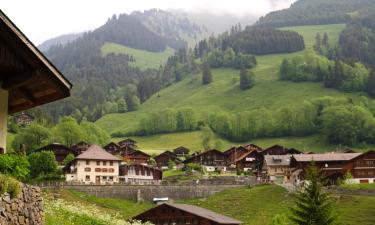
[8,91,63,114]
[1,70,41,90]
[18,87,37,104]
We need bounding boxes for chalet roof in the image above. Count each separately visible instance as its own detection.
[127,150,151,157]
[104,142,120,148]
[118,138,137,144]
[76,145,122,161]
[154,151,178,159]
[173,146,189,151]
[135,203,242,224]
[293,153,362,162]
[0,10,72,113]
[120,163,162,172]
[243,143,262,151]
[35,143,72,151]
[235,150,259,162]
[264,155,292,166]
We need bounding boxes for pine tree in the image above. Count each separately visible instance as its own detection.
[322,33,329,47]
[367,69,375,98]
[314,33,322,54]
[280,59,290,80]
[290,161,336,225]
[202,63,213,85]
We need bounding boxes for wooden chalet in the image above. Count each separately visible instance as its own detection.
[103,142,121,154]
[119,163,162,184]
[133,203,242,225]
[243,143,262,152]
[224,146,251,166]
[291,151,375,184]
[71,141,91,155]
[123,149,151,165]
[263,155,293,183]
[173,146,190,157]
[262,145,302,155]
[154,151,183,169]
[184,149,226,172]
[233,150,263,176]
[14,111,34,126]
[0,10,72,152]
[118,138,137,148]
[35,143,76,165]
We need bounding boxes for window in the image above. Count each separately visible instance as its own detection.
[109,176,113,181]
[102,168,108,173]
[366,161,374,166]
[86,160,90,165]
[96,161,100,166]
[85,175,90,181]
[109,168,115,173]
[84,167,91,172]
[110,161,113,166]
[95,168,101,172]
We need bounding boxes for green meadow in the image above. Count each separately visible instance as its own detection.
[96,24,364,152]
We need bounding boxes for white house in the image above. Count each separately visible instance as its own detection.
[65,145,122,184]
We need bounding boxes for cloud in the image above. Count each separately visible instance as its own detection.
[1,0,296,44]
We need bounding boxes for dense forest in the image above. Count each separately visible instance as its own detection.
[339,13,375,66]
[256,0,375,27]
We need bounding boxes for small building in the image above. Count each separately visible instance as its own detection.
[154,151,183,170]
[14,112,34,126]
[119,164,162,184]
[118,138,137,148]
[103,142,121,154]
[262,145,302,155]
[35,143,75,165]
[291,151,375,184]
[173,146,190,157]
[184,149,226,172]
[0,10,72,152]
[224,146,251,166]
[65,145,122,184]
[233,150,264,176]
[123,150,151,165]
[133,203,242,225]
[263,155,292,183]
[71,141,91,155]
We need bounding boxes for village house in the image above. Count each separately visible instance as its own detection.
[291,151,375,184]
[118,138,137,148]
[14,111,34,126]
[261,145,302,155]
[233,150,264,176]
[133,203,242,225]
[173,146,190,157]
[103,142,121,154]
[0,10,72,152]
[123,149,151,165]
[71,141,91,155]
[35,143,76,165]
[263,155,292,183]
[154,151,183,170]
[184,149,227,172]
[65,145,122,184]
[119,163,162,184]
[243,143,263,152]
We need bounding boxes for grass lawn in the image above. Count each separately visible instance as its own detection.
[341,183,375,190]
[96,24,362,153]
[101,42,174,70]
[44,185,375,225]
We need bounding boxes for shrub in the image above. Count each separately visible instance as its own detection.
[0,154,30,180]
[0,175,21,198]
[28,151,59,179]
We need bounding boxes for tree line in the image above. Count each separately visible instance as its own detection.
[256,0,375,27]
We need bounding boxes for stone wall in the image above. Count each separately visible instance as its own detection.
[49,184,250,202]
[0,184,44,225]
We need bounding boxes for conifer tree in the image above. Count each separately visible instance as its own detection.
[367,69,375,98]
[202,63,213,85]
[239,67,254,90]
[290,161,336,225]
[280,59,290,80]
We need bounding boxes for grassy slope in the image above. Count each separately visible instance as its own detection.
[45,185,375,225]
[97,24,367,152]
[101,42,174,70]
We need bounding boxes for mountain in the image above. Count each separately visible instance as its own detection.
[256,0,375,27]
[38,33,83,52]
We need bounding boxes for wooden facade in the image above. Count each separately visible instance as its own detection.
[119,164,162,182]
[71,141,91,155]
[133,203,242,225]
[14,112,34,126]
[103,142,121,154]
[262,145,302,155]
[123,150,151,165]
[154,151,182,169]
[184,149,226,171]
[35,143,76,165]
[173,146,190,157]
[235,150,264,175]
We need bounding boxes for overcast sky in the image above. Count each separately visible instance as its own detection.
[2,0,295,45]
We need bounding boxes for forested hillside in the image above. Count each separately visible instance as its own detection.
[256,0,375,27]
[38,33,83,52]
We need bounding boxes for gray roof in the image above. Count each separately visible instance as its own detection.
[164,203,242,224]
[76,145,122,161]
[293,153,361,162]
[264,155,292,166]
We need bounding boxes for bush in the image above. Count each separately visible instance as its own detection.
[28,151,59,179]
[0,175,21,198]
[0,154,30,180]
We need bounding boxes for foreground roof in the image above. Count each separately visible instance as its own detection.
[76,145,121,161]
[135,203,242,224]
[0,10,72,113]
[293,153,362,162]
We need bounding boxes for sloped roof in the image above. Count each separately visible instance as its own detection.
[264,155,292,166]
[293,153,362,162]
[76,145,121,161]
[135,203,242,224]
